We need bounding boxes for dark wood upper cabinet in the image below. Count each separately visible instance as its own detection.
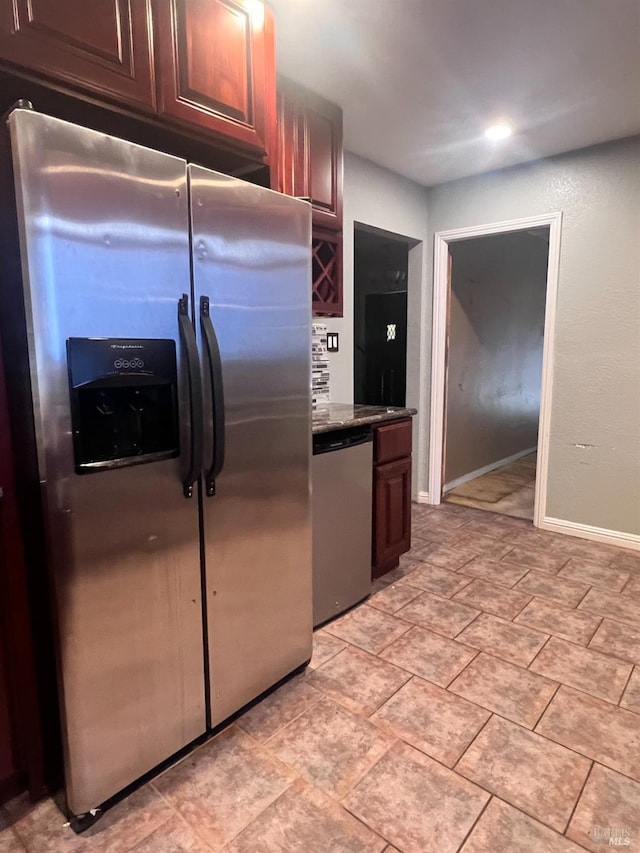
[0,0,155,110]
[277,77,343,229]
[277,78,343,315]
[154,0,274,156]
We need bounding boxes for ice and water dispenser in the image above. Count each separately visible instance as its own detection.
[67,338,180,473]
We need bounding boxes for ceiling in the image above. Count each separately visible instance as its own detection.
[268,0,640,187]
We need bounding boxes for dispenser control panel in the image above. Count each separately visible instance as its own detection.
[67,337,180,474]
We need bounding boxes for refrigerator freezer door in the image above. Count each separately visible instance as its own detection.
[189,165,312,726]
[8,111,206,814]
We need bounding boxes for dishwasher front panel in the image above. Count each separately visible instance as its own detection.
[312,439,373,626]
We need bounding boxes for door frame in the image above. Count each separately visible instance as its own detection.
[427,211,563,527]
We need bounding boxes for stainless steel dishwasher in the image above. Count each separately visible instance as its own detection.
[312,427,373,627]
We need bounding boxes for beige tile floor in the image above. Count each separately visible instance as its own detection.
[444,453,537,520]
[2,501,640,851]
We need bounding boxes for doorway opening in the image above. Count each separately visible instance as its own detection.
[428,213,563,527]
[353,227,410,407]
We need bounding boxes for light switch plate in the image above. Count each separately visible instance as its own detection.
[326,332,339,352]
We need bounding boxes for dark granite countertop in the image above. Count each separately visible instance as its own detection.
[312,403,417,434]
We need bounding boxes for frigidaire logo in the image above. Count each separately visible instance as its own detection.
[114,358,145,369]
[110,344,144,350]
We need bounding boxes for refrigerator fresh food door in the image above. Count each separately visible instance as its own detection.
[189,165,313,726]
[8,110,206,815]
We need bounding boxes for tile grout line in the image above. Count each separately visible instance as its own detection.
[511,592,535,621]
[442,648,482,690]
[374,629,479,687]
[451,712,496,773]
[575,583,594,610]
[451,608,483,639]
[335,737,400,804]
[452,792,493,853]
[561,759,595,838]
[372,716,487,779]
[576,604,640,634]
[617,661,636,708]
[457,696,614,778]
[213,779,299,852]
[136,782,211,852]
[525,632,555,670]
[362,672,415,720]
[243,694,324,747]
[5,824,28,853]
[526,643,634,707]
[533,693,640,782]
[531,629,636,668]
[451,722,603,843]
[530,679,562,730]
[584,614,605,645]
[368,618,415,657]
[309,634,348,670]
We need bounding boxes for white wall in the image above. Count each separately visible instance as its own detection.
[427,136,640,537]
[328,152,429,494]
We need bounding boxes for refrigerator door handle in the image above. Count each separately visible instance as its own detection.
[200,295,225,497]
[178,294,204,498]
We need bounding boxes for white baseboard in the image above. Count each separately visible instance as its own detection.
[443,446,537,493]
[539,517,640,552]
[416,491,432,504]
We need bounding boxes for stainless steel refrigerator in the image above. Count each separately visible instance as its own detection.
[4,107,312,821]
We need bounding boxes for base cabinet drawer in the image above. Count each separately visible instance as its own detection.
[373,456,411,573]
[374,418,412,465]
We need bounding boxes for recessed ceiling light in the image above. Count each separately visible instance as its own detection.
[484,123,512,141]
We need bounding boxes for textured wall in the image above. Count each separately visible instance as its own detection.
[427,136,640,534]
[445,231,548,484]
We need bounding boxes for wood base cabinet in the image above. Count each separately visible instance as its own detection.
[372,418,412,578]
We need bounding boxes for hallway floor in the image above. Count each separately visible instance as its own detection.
[444,452,537,521]
[2,501,640,851]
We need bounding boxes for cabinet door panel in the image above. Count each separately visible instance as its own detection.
[277,78,343,229]
[156,0,272,155]
[26,0,122,58]
[277,90,304,198]
[373,456,411,569]
[307,109,335,214]
[180,0,250,121]
[0,0,155,109]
